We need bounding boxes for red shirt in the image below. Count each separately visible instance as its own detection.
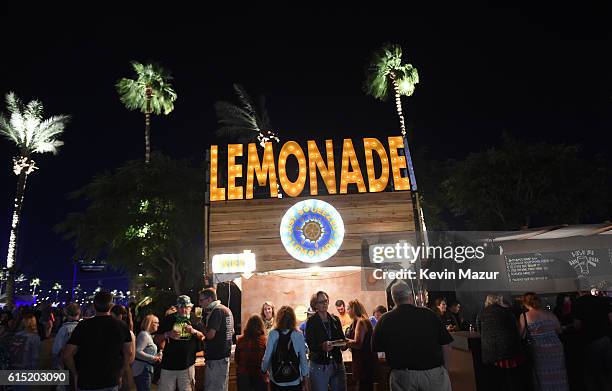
[235,334,267,377]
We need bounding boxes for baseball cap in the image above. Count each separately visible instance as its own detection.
[176,295,193,308]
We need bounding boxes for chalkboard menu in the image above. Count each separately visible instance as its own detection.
[505,248,612,284]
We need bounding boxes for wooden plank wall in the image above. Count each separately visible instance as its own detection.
[209,192,415,272]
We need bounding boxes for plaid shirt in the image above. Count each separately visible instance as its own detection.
[235,334,267,377]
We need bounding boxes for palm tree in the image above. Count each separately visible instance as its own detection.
[364,44,425,305]
[0,92,69,306]
[214,84,279,147]
[52,282,62,302]
[364,43,419,137]
[117,61,177,164]
[213,84,281,203]
[30,277,40,297]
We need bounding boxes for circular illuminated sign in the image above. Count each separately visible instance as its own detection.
[280,199,344,263]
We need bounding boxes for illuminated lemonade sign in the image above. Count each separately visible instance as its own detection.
[280,199,344,263]
[209,136,411,201]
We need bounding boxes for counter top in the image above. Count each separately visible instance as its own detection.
[450,331,481,352]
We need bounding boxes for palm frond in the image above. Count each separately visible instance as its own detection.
[0,92,68,155]
[364,43,419,100]
[233,84,256,119]
[256,95,272,131]
[214,84,279,146]
[5,92,21,115]
[214,101,259,133]
[116,61,177,115]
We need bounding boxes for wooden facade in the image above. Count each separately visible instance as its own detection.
[208,191,415,272]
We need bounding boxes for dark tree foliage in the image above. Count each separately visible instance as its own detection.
[56,154,204,297]
[441,135,611,230]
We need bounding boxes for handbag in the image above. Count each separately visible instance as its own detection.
[521,312,534,347]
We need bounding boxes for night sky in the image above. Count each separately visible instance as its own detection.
[1,7,611,293]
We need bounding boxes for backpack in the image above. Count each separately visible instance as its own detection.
[271,330,300,383]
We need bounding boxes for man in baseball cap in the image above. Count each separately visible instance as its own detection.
[176,295,193,308]
[155,295,204,390]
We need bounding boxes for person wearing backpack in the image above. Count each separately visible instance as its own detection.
[262,306,310,391]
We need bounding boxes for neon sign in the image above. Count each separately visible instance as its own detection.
[210,136,410,201]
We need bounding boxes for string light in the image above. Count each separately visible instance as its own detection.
[388,136,410,190]
[210,145,226,201]
[339,139,366,193]
[278,141,306,197]
[363,137,389,192]
[246,142,278,199]
[227,144,243,200]
[211,137,412,200]
[308,140,337,195]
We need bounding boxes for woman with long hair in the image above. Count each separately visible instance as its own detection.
[345,299,377,391]
[236,315,268,391]
[132,315,162,391]
[14,313,41,370]
[261,301,275,335]
[262,306,309,390]
[111,305,136,362]
[111,304,136,391]
[519,292,569,391]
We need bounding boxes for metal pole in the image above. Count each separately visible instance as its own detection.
[402,135,428,307]
[204,149,211,278]
[71,262,77,301]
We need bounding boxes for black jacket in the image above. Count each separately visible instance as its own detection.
[479,304,522,364]
[305,312,344,364]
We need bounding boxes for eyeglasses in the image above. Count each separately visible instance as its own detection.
[316,300,329,305]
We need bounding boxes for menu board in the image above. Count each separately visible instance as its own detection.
[505,248,612,284]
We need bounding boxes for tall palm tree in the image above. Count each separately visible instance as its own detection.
[364,44,425,305]
[214,84,279,147]
[0,92,69,306]
[117,61,177,164]
[364,43,419,137]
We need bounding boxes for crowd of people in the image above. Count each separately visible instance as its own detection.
[477,289,612,391]
[0,284,610,391]
[240,283,453,391]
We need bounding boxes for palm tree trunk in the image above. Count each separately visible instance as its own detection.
[145,88,152,164]
[5,160,32,307]
[391,77,428,306]
[391,78,407,136]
